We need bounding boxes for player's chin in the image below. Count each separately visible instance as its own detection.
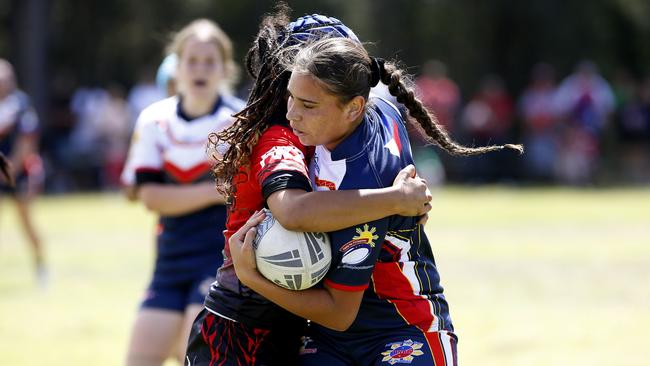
[296,134,316,147]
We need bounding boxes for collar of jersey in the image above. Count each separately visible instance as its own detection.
[329,113,375,161]
[176,95,223,122]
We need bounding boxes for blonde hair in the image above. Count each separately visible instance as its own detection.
[167,19,239,93]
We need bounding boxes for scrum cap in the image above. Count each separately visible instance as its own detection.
[283,14,359,46]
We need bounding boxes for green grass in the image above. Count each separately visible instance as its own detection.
[1,188,649,365]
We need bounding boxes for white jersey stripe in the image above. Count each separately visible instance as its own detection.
[386,234,440,331]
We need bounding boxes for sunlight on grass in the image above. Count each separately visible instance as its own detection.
[1,188,648,365]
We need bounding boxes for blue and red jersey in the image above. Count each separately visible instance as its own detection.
[310,96,453,335]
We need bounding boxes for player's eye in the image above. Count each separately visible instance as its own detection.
[303,102,315,109]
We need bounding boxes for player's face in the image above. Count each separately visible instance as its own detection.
[286,72,355,151]
[176,36,223,101]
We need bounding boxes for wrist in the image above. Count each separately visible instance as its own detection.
[385,185,403,214]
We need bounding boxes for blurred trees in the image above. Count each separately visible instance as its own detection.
[1,0,649,124]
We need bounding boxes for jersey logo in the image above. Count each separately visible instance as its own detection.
[260,145,304,168]
[314,176,336,190]
[339,224,379,265]
[299,336,317,355]
[381,339,424,365]
[354,224,378,247]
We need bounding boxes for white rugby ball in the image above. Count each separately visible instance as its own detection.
[253,209,331,290]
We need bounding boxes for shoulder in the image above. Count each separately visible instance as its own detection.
[368,95,403,122]
[136,96,177,127]
[258,124,301,147]
[252,124,307,163]
[219,94,246,113]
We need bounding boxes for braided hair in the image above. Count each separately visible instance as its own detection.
[209,5,361,198]
[289,37,524,156]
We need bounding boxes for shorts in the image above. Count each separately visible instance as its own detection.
[141,274,215,312]
[185,308,305,366]
[300,325,458,366]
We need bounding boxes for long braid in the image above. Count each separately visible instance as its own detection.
[380,62,524,156]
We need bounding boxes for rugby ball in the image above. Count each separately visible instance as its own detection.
[253,209,331,290]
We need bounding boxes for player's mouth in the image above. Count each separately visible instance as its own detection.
[193,79,207,88]
[292,128,306,137]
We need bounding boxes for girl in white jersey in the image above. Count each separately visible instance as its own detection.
[122,19,244,366]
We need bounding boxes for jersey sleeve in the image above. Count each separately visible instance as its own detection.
[251,126,312,200]
[127,111,164,185]
[323,217,390,292]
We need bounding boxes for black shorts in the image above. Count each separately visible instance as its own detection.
[185,308,305,366]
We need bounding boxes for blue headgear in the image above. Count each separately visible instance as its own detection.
[156,53,178,96]
[283,14,359,46]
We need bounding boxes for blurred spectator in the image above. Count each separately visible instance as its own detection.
[616,78,650,183]
[96,84,130,189]
[0,58,47,286]
[415,60,460,133]
[460,74,515,182]
[43,71,76,192]
[553,60,615,184]
[66,85,109,189]
[127,67,165,128]
[518,63,560,182]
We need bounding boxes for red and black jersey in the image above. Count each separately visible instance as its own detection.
[205,124,312,329]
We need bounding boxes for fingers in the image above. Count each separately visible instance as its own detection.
[394,164,417,183]
[243,225,258,247]
[231,210,266,243]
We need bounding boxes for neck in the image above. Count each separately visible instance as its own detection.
[324,115,365,151]
[181,94,219,119]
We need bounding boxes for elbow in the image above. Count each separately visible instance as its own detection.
[138,188,158,212]
[323,309,358,332]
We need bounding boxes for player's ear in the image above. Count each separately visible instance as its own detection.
[344,96,365,122]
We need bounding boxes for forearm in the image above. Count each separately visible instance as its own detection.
[240,270,355,331]
[139,183,226,216]
[271,187,401,232]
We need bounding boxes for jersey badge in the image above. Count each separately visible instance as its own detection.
[380,339,424,365]
[339,224,378,265]
[314,176,336,190]
[299,336,317,355]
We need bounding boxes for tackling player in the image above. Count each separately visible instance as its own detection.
[184,7,433,366]
[229,38,523,365]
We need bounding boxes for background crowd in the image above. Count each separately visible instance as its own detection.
[2,0,650,192]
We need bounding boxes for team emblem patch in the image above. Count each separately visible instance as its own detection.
[381,339,425,365]
[354,224,378,246]
[339,224,379,265]
[299,336,317,355]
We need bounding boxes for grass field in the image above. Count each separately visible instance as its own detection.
[1,187,649,365]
